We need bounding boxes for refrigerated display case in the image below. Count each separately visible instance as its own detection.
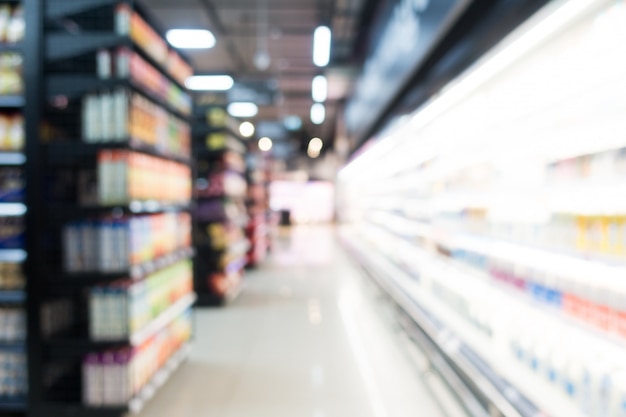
[339,1,626,416]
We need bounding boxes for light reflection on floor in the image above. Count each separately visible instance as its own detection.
[138,225,445,417]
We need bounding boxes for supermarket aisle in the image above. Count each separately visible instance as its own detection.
[139,225,446,417]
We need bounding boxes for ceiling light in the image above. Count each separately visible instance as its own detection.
[308,137,323,152]
[258,137,273,152]
[313,26,331,67]
[284,115,302,131]
[166,29,216,49]
[308,148,321,159]
[308,137,323,159]
[312,75,328,102]
[228,102,259,118]
[311,103,325,125]
[239,122,255,138]
[185,75,234,91]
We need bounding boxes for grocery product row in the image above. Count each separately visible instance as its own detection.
[0,2,25,403]
[0,262,23,290]
[0,351,25,400]
[0,52,21,96]
[0,167,23,202]
[83,90,191,159]
[115,4,192,86]
[0,114,22,151]
[88,260,192,340]
[0,308,24,342]
[63,212,191,273]
[0,3,23,45]
[347,220,626,417]
[98,150,192,205]
[338,1,626,416]
[192,105,252,305]
[0,216,22,250]
[196,171,247,199]
[83,310,192,406]
[2,0,200,415]
[96,47,192,116]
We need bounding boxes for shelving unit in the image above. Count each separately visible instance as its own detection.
[0,0,30,411]
[192,104,249,306]
[244,152,270,267]
[338,1,626,417]
[21,0,196,415]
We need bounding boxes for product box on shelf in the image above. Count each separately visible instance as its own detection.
[114,4,192,86]
[82,90,191,160]
[83,309,192,406]
[0,216,22,250]
[96,47,192,116]
[195,196,247,223]
[0,3,24,45]
[97,150,191,206]
[196,171,247,199]
[203,132,245,154]
[0,168,23,202]
[0,350,26,399]
[0,307,24,342]
[0,262,23,290]
[88,259,192,341]
[0,114,23,151]
[0,53,22,96]
[63,212,191,273]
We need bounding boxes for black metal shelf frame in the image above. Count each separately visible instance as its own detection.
[24,0,196,416]
[46,74,192,122]
[191,104,251,307]
[46,33,188,93]
[46,140,192,168]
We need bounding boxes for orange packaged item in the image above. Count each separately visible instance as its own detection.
[129,12,167,65]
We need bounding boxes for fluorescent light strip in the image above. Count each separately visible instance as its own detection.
[185,75,234,91]
[228,102,259,118]
[311,103,326,125]
[312,75,328,102]
[166,29,216,49]
[313,26,332,67]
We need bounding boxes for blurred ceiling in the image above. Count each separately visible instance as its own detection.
[148,0,370,162]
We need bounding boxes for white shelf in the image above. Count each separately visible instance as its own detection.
[0,203,26,216]
[0,153,25,165]
[343,227,592,417]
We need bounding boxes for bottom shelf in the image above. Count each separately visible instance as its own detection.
[34,344,190,417]
[195,280,244,307]
[340,231,547,417]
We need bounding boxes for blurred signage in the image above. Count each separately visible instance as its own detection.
[345,0,466,139]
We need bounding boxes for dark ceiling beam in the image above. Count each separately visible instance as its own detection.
[195,0,248,71]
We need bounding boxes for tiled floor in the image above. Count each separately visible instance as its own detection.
[139,226,446,417]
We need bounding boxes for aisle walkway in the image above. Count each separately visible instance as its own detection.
[140,226,446,417]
